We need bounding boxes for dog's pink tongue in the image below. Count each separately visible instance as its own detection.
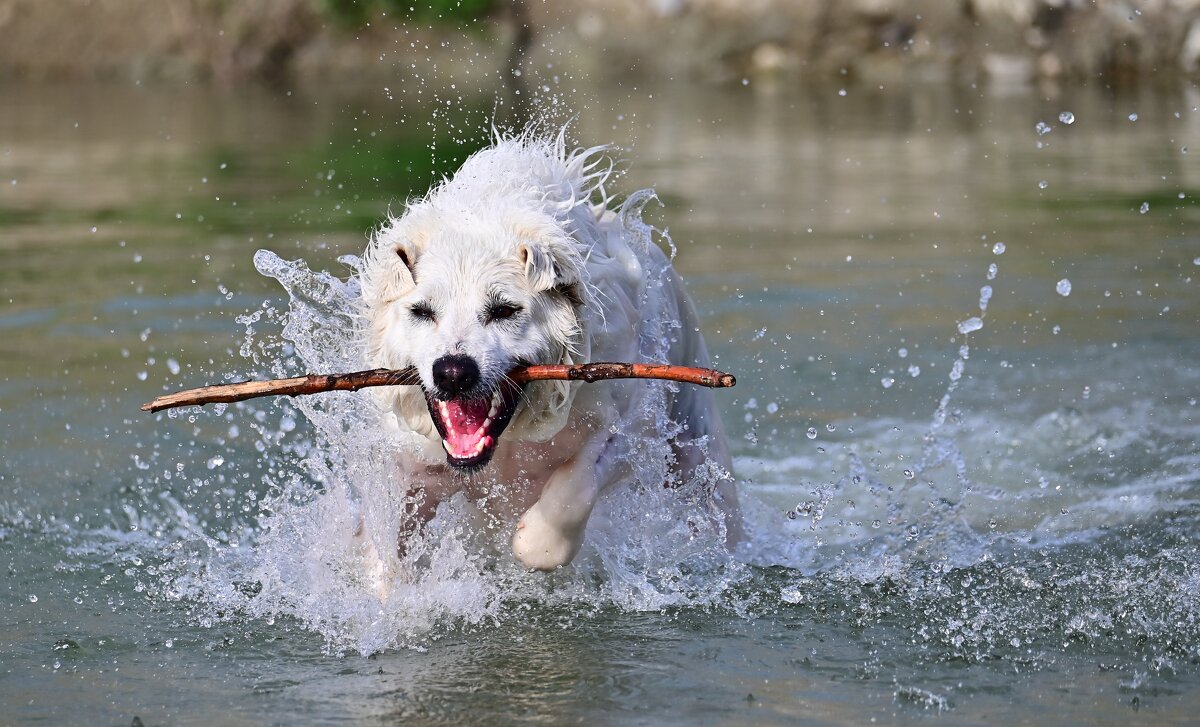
[442,398,491,457]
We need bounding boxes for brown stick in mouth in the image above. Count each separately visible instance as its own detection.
[140,362,737,413]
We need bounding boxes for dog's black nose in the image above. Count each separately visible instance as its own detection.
[432,354,480,396]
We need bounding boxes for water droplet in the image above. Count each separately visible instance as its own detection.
[1139,201,1150,214]
[28,594,38,603]
[898,347,908,358]
[1038,180,1049,189]
[166,358,180,375]
[992,242,1006,255]
[987,263,998,280]
[838,88,847,97]
[907,364,921,377]
[766,402,779,414]
[903,469,915,479]
[806,427,818,440]
[1193,257,1200,266]
[1035,121,1052,135]
[1059,111,1075,124]
[206,455,225,470]
[136,371,148,381]
[825,423,836,432]
[1056,278,1072,296]
[958,317,984,334]
[1128,112,1139,122]
[881,376,895,389]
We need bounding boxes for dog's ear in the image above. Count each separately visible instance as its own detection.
[519,239,580,294]
[392,239,418,282]
[364,237,419,306]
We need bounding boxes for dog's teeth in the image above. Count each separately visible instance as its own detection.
[473,439,486,454]
[442,440,452,454]
[482,417,492,429]
[474,425,487,439]
[487,404,498,418]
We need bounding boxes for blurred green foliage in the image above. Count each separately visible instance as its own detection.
[0,130,488,238]
[321,0,495,28]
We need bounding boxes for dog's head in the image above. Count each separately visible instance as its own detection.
[360,143,602,469]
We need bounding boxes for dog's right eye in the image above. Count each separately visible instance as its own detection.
[409,303,436,322]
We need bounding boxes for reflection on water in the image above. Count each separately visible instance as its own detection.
[2,77,1200,724]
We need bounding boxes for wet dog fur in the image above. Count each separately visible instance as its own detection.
[358,131,740,570]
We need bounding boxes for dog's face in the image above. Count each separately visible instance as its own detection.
[362,206,588,469]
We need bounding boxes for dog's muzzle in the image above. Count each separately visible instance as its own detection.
[424,355,524,469]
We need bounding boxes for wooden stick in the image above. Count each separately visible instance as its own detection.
[141,362,736,413]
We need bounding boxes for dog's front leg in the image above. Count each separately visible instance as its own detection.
[395,461,464,557]
[511,433,610,571]
[397,485,440,557]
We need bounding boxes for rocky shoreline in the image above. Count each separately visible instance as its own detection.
[2,0,1199,85]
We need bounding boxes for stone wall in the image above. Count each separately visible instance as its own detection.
[1,0,1198,83]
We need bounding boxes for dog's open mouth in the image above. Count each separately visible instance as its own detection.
[425,382,523,469]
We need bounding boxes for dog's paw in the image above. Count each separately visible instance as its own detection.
[511,507,583,571]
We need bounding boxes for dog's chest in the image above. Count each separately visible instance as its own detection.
[491,422,588,480]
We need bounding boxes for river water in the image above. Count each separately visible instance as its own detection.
[2,77,1199,725]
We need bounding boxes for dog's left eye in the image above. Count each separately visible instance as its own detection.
[485,303,521,323]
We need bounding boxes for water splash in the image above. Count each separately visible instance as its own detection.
[120,213,1200,671]
[153,190,751,654]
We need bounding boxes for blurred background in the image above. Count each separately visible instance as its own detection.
[5,0,1200,84]
[3,2,1200,725]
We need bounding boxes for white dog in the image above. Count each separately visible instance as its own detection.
[358,131,740,570]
